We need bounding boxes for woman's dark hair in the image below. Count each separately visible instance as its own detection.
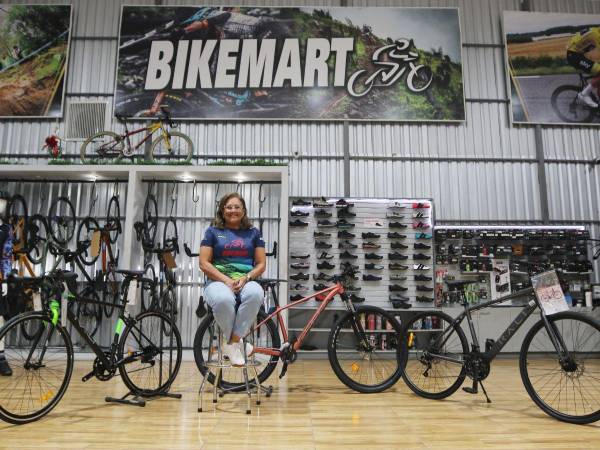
[212,192,252,229]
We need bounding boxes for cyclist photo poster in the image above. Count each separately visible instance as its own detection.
[504,11,600,125]
[0,4,73,118]
[114,6,465,121]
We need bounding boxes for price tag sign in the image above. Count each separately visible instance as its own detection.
[91,231,101,257]
[532,270,569,316]
[32,292,42,311]
[127,280,139,306]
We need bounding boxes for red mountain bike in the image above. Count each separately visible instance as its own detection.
[193,267,405,394]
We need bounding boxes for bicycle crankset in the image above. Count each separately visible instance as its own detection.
[92,351,117,381]
[464,353,490,381]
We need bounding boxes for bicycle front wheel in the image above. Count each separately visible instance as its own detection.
[118,311,182,396]
[550,85,595,124]
[520,311,600,424]
[0,312,73,425]
[149,131,193,164]
[25,214,49,265]
[193,310,280,392]
[80,131,124,164]
[328,305,405,393]
[102,267,121,318]
[48,197,76,245]
[401,311,469,399]
[76,216,100,266]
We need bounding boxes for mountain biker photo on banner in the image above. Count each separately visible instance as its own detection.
[0,5,73,118]
[504,10,600,125]
[114,6,465,121]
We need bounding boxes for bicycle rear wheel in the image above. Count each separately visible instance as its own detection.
[193,310,280,392]
[25,214,49,265]
[0,312,73,425]
[520,311,600,424]
[72,287,102,347]
[106,195,121,244]
[143,194,158,246]
[140,263,157,312]
[6,194,28,249]
[102,267,121,318]
[550,85,595,124]
[401,311,469,399]
[76,216,100,266]
[328,305,404,393]
[48,197,76,245]
[80,131,124,164]
[118,311,182,396]
[149,131,193,164]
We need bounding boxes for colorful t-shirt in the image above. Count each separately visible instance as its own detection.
[201,226,264,279]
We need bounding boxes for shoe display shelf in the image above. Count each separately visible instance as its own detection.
[287,197,435,354]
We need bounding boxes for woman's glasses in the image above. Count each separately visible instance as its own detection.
[224,205,243,211]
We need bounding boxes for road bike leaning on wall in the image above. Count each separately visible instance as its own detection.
[0,269,182,425]
[193,266,405,394]
[80,106,193,164]
[400,270,600,424]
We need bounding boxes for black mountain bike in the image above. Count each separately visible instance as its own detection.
[0,269,182,425]
[400,274,600,424]
[551,73,600,123]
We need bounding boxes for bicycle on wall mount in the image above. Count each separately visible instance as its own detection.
[79,106,193,164]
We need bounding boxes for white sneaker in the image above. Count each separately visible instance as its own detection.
[222,342,245,366]
[577,93,598,108]
[239,341,254,357]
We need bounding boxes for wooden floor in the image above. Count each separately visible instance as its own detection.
[0,358,598,449]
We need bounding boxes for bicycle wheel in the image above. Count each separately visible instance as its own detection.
[328,305,404,393]
[149,131,193,164]
[193,310,280,392]
[0,312,73,425]
[550,85,595,124]
[102,267,121,318]
[520,311,600,424]
[106,195,121,244]
[47,197,76,245]
[72,287,102,347]
[6,194,28,249]
[118,311,182,396]
[80,131,124,164]
[25,214,49,265]
[143,194,158,246]
[76,216,100,266]
[162,217,178,252]
[140,263,157,312]
[401,311,469,399]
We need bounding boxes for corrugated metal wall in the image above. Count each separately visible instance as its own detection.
[1,0,600,339]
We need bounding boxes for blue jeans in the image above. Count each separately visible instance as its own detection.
[203,281,264,340]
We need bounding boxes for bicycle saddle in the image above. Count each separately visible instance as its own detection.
[256,278,287,288]
[116,269,144,278]
[115,114,127,123]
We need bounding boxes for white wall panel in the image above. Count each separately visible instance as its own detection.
[350,160,541,221]
[546,163,600,221]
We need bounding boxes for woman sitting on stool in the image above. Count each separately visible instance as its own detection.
[200,192,266,366]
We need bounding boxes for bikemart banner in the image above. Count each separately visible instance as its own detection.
[504,11,600,125]
[115,6,465,121]
[0,4,72,118]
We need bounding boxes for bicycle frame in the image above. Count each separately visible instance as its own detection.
[121,120,166,154]
[250,282,352,356]
[432,290,573,364]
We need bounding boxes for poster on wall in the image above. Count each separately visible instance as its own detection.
[0,4,73,118]
[504,10,600,125]
[115,6,465,121]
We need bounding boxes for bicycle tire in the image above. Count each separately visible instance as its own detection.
[149,131,193,164]
[102,267,121,318]
[162,217,179,253]
[550,85,595,124]
[118,310,182,396]
[519,311,600,424]
[0,311,73,425]
[328,305,404,393]
[193,310,280,392]
[106,195,122,244]
[47,197,76,245]
[72,287,102,347]
[76,216,100,266]
[140,263,157,312]
[25,214,49,265]
[80,131,124,164]
[401,310,469,399]
[143,194,158,246]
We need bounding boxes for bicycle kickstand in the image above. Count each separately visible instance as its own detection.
[462,379,492,403]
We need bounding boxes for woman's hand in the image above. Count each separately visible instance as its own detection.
[231,276,247,293]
